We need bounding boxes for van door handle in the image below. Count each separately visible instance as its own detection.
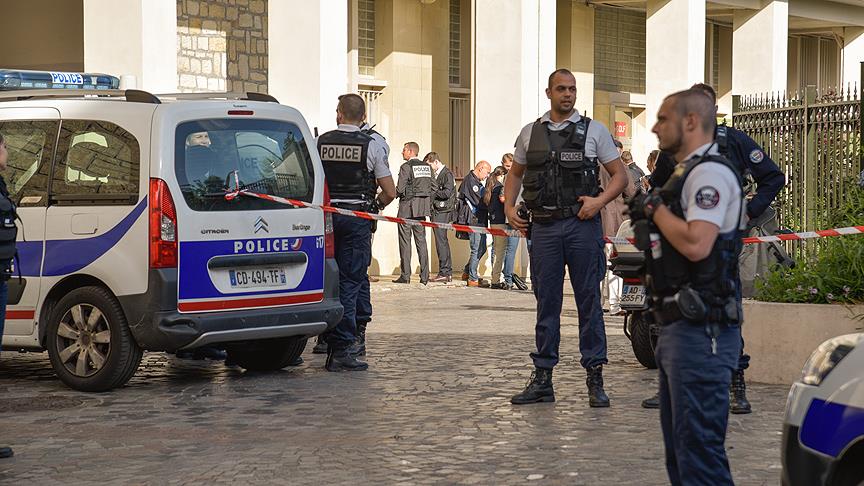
[207,252,308,269]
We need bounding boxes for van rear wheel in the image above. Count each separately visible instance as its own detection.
[226,337,307,371]
[46,286,143,392]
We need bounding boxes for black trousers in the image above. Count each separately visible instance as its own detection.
[397,218,429,282]
[431,211,452,276]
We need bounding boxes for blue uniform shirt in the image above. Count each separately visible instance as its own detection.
[721,126,785,220]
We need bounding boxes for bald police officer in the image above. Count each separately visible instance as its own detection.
[317,94,396,371]
[505,68,629,407]
[630,89,746,484]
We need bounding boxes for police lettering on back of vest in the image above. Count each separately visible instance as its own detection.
[522,117,601,212]
[640,153,747,325]
[317,130,377,206]
[404,159,432,199]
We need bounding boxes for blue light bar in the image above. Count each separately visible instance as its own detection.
[0,69,120,91]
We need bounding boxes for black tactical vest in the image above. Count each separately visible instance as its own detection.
[644,153,745,324]
[404,158,432,199]
[317,129,377,205]
[522,117,600,210]
[0,178,18,274]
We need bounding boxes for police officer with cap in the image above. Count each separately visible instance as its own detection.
[505,68,629,407]
[393,142,432,285]
[0,133,15,458]
[629,88,745,484]
[640,83,785,413]
[317,94,396,371]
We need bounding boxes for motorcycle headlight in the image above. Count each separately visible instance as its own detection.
[800,334,860,386]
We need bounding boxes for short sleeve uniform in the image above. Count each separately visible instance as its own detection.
[512,110,620,166]
[680,162,742,233]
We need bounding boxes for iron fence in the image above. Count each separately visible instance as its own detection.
[732,65,862,260]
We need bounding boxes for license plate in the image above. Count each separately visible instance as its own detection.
[620,284,646,307]
[229,268,287,288]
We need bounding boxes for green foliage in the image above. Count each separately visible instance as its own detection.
[755,174,864,305]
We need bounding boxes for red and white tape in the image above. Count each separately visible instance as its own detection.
[224,178,863,246]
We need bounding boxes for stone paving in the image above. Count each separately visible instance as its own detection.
[0,282,787,485]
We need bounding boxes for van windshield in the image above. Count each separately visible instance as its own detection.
[174,119,315,211]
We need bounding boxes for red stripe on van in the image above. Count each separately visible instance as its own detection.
[7,310,35,320]
[177,292,324,312]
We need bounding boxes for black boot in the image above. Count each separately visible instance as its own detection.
[325,347,369,372]
[349,323,367,357]
[0,446,12,459]
[730,369,752,414]
[312,336,328,354]
[586,365,610,408]
[641,392,660,409]
[510,367,555,405]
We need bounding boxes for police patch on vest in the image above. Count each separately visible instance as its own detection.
[559,151,584,162]
[749,149,764,164]
[320,144,363,163]
[695,186,720,209]
[411,165,432,178]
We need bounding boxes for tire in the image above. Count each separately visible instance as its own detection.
[226,337,307,371]
[45,286,143,392]
[629,311,658,369]
[831,445,864,486]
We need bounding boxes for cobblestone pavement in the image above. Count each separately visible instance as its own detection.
[0,282,787,485]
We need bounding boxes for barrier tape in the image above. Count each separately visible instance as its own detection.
[224,175,864,246]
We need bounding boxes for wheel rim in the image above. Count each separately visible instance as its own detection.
[55,303,111,378]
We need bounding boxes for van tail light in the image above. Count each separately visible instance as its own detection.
[323,184,335,259]
[149,178,178,268]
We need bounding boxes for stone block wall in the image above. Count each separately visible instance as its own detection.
[176,0,268,93]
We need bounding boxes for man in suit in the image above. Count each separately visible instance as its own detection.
[393,142,432,284]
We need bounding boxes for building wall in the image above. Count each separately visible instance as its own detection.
[176,0,268,93]
[0,1,84,72]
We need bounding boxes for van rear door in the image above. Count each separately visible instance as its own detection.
[170,117,324,313]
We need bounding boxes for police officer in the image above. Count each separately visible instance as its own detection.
[317,94,396,371]
[640,83,785,412]
[427,152,456,282]
[505,68,629,407]
[630,89,745,484]
[0,134,16,458]
[393,142,432,285]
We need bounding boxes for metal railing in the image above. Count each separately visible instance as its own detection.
[449,95,470,179]
[732,63,862,260]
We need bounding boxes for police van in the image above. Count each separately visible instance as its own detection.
[782,333,864,485]
[0,70,341,391]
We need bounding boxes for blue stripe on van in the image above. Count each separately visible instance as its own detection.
[178,236,324,300]
[800,398,864,458]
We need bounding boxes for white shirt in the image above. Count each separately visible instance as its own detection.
[679,142,744,233]
[513,110,621,166]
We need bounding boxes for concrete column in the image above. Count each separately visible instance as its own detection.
[269,0,348,134]
[732,1,789,96]
[556,1,594,116]
[842,27,864,87]
[83,0,177,93]
[645,0,705,135]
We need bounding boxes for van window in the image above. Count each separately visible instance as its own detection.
[175,119,315,211]
[51,120,140,204]
[0,120,59,206]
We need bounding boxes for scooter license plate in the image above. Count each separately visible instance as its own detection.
[620,284,646,308]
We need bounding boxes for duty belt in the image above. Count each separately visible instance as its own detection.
[530,202,583,222]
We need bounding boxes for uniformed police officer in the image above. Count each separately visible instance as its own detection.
[630,89,745,485]
[0,133,15,458]
[393,142,432,285]
[640,83,785,413]
[317,94,396,371]
[427,152,456,282]
[505,68,629,407]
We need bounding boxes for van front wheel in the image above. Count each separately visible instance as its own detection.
[46,286,143,392]
[226,337,307,371]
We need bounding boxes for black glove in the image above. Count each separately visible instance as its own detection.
[627,191,664,222]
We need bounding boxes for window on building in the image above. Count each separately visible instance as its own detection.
[449,0,461,86]
[790,35,841,93]
[52,120,140,203]
[359,88,384,130]
[449,95,470,179]
[705,23,720,90]
[594,7,646,93]
[358,0,376,77]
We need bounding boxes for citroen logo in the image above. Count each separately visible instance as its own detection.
[254,216,269,234]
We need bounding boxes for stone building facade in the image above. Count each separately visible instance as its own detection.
[176,0,268,93]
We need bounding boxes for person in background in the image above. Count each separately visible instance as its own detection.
[485,166,515,289]
[643,149,661,191]
[600,151,636,315]
[427,152,456,282]
[0,134,16,458]
[459,160,491,287]
[622,150,646,195]
[393,142,432,285]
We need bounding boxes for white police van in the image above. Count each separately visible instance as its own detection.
[0,70,341,391]
[782,333,864,485]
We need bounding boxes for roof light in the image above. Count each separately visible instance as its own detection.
[0,69,120,91]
